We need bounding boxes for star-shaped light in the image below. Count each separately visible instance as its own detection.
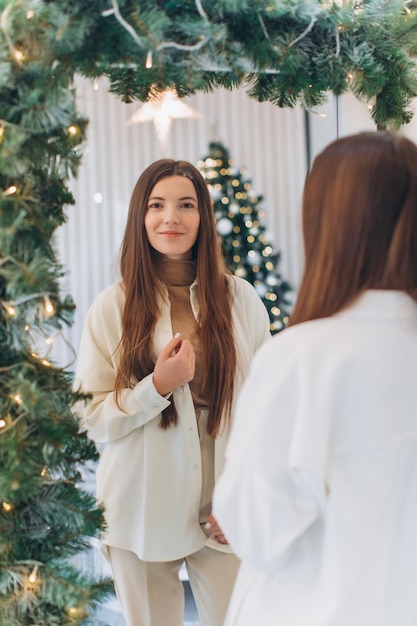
[128,88,201,153]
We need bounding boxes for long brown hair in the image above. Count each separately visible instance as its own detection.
[290,131,417,326]
[115,159,236,437]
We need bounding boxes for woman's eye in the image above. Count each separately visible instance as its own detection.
[181,202,196,209]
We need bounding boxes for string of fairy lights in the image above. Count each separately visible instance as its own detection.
[101,0,353,76]
[1,282,77,537]
[1,103,80,610]
[1,292,76,364]
[0,117,80,365]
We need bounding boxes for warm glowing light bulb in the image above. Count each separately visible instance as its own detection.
[44,296,55,316]
[67,125,78,137]
[0,419,6,428]
[14,49,24,61]
[28,565,38,584]
[14,394,23,405]
[4,185,17,195]
[5,305,16,316]
[2,501,13,512]
[67,607,85,618]
[145,50,153,69]
[26,10,35,18]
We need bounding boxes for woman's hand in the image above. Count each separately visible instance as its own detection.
[205,514,229,545]
[153,333,195,396]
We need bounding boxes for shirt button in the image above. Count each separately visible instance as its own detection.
[193,464,199,470]
[163,328,169,333]
[188,426,193,432]
[152,403,159,408]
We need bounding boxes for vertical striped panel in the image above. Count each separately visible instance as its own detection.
[307,92,376,165]
[54,76,308,367]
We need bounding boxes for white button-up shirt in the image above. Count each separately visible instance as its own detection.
[214,290,417,626]
[75,276,270,562]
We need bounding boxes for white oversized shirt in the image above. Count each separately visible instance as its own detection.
[74,275,270,562]
[213,290,417,626]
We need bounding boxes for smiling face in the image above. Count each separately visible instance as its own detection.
[144,175,200,260]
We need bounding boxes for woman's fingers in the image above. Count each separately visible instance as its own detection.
[153,334,195,395]
[205,514,229,544]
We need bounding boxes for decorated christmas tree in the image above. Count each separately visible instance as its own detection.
[198,142,293,334]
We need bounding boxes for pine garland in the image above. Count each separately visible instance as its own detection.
[63,0,417,130]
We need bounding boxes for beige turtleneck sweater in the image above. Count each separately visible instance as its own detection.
[157,256,214,526]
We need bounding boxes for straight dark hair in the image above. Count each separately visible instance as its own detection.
[290,131,417,325]
[115,159,236,437]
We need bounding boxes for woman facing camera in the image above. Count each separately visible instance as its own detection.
[214,131,417,626]
[75,159,270,626]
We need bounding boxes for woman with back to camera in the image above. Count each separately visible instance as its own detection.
[213,131,417,626]
[74,158,271,626]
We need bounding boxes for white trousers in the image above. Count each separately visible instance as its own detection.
[108,545,240,626]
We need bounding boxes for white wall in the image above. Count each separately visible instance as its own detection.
[307,92,376,164]
[307,89,417,160]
